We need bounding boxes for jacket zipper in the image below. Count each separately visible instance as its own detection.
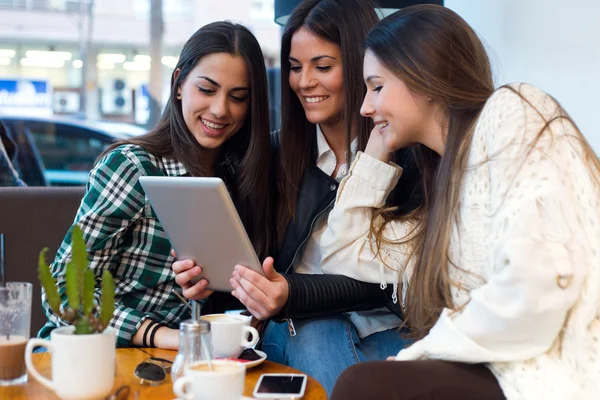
[284,197,335,336]
[286,318,297,336]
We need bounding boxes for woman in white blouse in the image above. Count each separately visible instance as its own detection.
[321,4,600,400]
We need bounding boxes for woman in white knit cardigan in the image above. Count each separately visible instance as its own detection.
[322,5,600,400]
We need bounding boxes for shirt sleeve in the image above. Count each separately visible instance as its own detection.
[42,149,150,346]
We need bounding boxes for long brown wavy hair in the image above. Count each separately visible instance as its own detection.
[102,21,273,259]
[275,0,379,243]
[366,5,495,339]
[367,5,600,339]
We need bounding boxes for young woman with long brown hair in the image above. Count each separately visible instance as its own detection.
[322,5,600,399]
[40,21,273,350]
[172,0,422,393]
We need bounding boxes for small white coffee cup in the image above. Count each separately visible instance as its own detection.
[201,313,259,358]
[173,359,245,400]
[25,326,116,400]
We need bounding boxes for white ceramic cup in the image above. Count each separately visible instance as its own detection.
[173,359,245,400]
[201,313,259,358]
[25,326,116,400]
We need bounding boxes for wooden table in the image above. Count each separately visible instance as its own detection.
[1,348,327,399]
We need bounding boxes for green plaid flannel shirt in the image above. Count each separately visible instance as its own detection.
[39,144,193,346]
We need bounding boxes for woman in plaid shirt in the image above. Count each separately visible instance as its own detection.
[39,21,274,348]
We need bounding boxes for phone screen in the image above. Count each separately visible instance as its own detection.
[256,375,306,394]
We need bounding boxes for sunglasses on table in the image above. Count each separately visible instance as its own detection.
[133,349,262,385]
[134,356,174,385]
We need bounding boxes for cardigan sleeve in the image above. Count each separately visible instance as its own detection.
[397,182,587,362]
[320,151,417,303]
[396,84,588,363]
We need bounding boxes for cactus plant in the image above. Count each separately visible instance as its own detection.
[38,225,115,335]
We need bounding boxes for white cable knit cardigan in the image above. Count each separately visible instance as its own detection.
[320,84,600,399]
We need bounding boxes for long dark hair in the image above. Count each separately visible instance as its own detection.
[276,0,379,243]
[104,21,273,258]
[366,5,496,338]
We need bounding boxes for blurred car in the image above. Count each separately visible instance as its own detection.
[0,115,146,186]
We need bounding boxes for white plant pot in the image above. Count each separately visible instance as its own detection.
[25,326,116,400]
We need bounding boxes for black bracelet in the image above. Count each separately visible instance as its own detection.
[149,323,167,348]
[143,321,156,348]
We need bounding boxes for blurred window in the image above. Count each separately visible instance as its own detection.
[0,0,69,12]
[24,121,111,171]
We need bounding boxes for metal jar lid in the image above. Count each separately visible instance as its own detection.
[180,319,210,334]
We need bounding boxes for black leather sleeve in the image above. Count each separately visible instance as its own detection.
[274,273,403,321]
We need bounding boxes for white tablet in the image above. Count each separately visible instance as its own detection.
[139,176,264,292]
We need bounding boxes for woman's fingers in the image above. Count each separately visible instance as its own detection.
[182,279,213,300]
[174,265,202,287]
[172,259,195,274]
[230,278,268,319]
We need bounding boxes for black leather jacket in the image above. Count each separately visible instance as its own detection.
[272,131,423,321]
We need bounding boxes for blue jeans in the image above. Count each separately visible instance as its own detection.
[261,314,412,397]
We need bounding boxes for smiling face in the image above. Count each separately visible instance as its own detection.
[288,27,344,129]
[177,52,250,150]
[360,50,438,152]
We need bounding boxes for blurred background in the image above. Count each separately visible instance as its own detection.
[0,0,598,187]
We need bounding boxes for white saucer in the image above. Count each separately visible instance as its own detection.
[214,349,267,369]
[242,349,267,369]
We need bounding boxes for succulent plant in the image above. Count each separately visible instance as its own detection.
[39,225,115,335]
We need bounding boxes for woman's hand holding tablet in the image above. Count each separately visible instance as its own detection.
[230,257,290,320]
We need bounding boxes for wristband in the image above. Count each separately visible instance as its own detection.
[149,323,168,348]
[143,321,156,348]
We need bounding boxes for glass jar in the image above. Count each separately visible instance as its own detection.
[170,319,212,384]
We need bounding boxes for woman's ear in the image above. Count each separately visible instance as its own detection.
[173,68,182,99]
[173,68,182,81]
